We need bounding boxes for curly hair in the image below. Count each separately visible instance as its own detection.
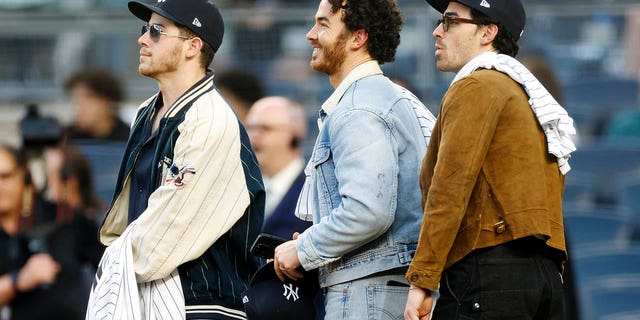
[327,0,403,64]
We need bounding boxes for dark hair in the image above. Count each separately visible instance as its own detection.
[470,8,520,57]
[215,69,265,106]
[0,144,30,186]
[520,55,562,103]
[177,24,215,69]
[0,144,27,171]
[64,68,124,103]
[328,0,402,64]
[61,146,100,210]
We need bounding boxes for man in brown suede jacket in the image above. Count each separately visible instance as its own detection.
[405,0,577,319]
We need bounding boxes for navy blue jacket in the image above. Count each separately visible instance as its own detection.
[262,171,312,239]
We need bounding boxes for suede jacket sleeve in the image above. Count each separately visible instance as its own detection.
[406,76,504,290]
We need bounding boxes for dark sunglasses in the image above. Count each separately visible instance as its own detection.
[436,15,482,32]
[141,24,191,42]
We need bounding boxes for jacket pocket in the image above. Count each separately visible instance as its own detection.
[310,144,339,211]
[310,143,331,167]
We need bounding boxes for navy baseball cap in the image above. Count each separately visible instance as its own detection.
[242,262,319,320]
[426,0,526,40]
[128,0,224,52]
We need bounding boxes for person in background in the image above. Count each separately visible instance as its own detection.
[63,68,130,142]
[43,145,105,223]
[272,0,436,318]
[215,69,265,123]
[0,145,60,320]
[87,0,264,318]
[0,145,101,320]
[405,0,576,319]
[246,96,312,239]
[520,55,563,102]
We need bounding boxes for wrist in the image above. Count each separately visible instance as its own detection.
[409,285,433,297]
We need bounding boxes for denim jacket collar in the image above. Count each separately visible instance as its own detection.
[320,60,382,116]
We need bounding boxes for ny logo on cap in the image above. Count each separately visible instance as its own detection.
[480,0,490,8]
[192,17,202,27]
[282,284,299,301]
[157,0,165,3]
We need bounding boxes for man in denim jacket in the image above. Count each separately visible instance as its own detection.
[272,0,436,318]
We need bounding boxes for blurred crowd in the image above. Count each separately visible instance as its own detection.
[0,1,639,320]
[0,67,131,320]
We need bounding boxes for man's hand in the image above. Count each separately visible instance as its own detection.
[16,253,60,292]
[404,285,432,320]
[273,232,303,281]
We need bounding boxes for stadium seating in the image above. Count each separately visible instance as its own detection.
[567,140,640,205]
[617,172,640,213]
[580,273,640,320]
[572,243,640,281]
[563,77,638,136]
[563,205,631,245]
[564,172,597,205]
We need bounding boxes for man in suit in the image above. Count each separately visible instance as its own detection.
[246,96,312,239]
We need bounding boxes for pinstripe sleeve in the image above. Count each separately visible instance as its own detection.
[129,93,251,282]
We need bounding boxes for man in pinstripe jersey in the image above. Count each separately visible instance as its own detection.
[95,0,265,319]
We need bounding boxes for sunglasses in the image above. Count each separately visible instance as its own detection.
[141,24,191,42]
[436,15,482,32]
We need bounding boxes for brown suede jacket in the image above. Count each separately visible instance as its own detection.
[406,69,567,291]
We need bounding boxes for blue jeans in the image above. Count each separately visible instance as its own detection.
[434,237,565,320]
[324,271,409,320]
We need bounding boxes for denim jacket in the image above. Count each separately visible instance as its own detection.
[296,62,436,287]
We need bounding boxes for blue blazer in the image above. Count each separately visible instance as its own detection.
[262,171,312,239]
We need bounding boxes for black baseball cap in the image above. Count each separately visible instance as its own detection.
[128,0,224,52]
[426,0,526,40]
[242,262,319,320]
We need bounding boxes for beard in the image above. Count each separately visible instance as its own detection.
[139,43,182,78]
[310,31,349,75]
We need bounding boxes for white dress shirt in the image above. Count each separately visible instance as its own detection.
[263,157,305,218]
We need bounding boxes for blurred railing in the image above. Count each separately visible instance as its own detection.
[0,1,638,135]
[0,2,639,319]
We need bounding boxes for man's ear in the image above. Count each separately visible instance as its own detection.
[480,23,499,46]
[186,37,204,59]
[350,29,368,50]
